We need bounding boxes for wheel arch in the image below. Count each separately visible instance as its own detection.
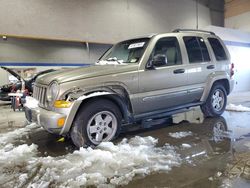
[201,72,231,102]
[60,89,133,135]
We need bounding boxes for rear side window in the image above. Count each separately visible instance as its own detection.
[183,36,210,63]
[208,38,227,61]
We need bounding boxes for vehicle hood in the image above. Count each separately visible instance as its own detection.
[32,69,56,81]
[36,64,138,85]
[1,67,22,81]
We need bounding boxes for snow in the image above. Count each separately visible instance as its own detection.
[169,131,193,139]
[0,129,181,187]
[226,103,250,112]
[0,123,38,146]
[181,143,192,148]
[216,171,222,177]
[77,91,112,101]
[25,96,39,109]
[95,58,127,65]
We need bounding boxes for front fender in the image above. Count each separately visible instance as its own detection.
[60,91,131,135]
[60,91,113,135]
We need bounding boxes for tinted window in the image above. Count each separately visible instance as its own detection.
[198,37,210,62]
[152,37,182,67]
[183,37,210,63]
[208,38,227,61]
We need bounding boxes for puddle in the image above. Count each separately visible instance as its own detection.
[1,107,250,187]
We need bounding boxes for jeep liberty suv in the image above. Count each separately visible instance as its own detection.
[25,29,234,147]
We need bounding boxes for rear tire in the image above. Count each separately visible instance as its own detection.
[70,99,122,147]
[201,84,227,117]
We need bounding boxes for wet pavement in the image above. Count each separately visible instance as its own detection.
[1,102,250,187]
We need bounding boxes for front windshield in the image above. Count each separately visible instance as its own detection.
[99,38,150,64]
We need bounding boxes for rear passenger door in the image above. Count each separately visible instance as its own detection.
[183,36,214,102]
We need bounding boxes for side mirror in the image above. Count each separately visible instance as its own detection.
[147,54,167,69]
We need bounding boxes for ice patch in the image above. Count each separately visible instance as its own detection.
[169,131,193,138]
[226,104,250,112]
[0,135,181,187]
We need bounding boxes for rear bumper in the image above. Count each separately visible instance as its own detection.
[25,105,66,135]
[229,79,235,94]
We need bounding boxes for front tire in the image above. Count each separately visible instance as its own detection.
[201,84,227,117]
[70,99,122,147]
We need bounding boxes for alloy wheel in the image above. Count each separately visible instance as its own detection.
[87,111,118,145]
[212,89,225,111]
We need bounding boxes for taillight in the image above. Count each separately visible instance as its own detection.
[230,63,234,78]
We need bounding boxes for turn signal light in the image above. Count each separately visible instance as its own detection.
[54,100,72,108]
[57,117,65,127]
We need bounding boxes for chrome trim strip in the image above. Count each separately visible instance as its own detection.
[143,90,187,102]
[188,87,203,93]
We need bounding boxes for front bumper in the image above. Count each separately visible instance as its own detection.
[24,96,82,135]
[25,105,66,135]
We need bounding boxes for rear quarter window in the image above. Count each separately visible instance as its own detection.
[208,38,228,61]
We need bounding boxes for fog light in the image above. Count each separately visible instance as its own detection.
[54,100,72,108]
[57,117,65,127]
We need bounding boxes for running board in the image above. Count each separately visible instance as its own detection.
[133,102,203,121]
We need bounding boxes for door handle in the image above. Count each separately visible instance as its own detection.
[207,65,215,69]
[173,69,185,74]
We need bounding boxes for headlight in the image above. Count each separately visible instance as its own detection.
[47,81,59,102]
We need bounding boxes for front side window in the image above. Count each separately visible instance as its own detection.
[150,37,182,67]
[208,38,228,61]
[99,38,150,64]
[183,36,210,63]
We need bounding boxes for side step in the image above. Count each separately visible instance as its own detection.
[133,102,203,121]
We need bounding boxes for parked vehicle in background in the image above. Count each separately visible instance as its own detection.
[24,29,234,147]
[0,67,55,101]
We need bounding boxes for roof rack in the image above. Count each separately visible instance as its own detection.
[172,29,215,35]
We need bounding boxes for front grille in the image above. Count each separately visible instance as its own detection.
[33,84,48,108]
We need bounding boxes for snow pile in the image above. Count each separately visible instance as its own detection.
[169,131,193,139]
[0,136,181,187]
[226,104,250,112]
[0,123,38,146]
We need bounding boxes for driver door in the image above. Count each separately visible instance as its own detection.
[135,37,189,114]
